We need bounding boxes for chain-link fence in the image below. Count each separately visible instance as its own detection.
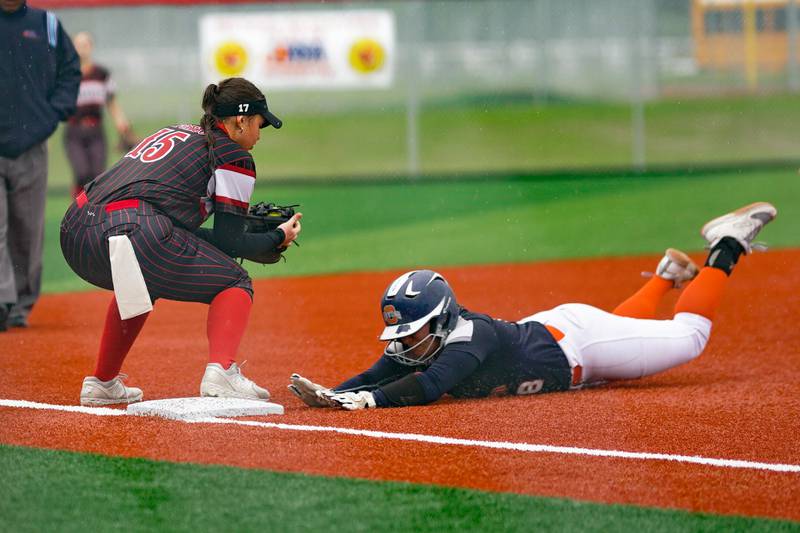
[51,0,800,179]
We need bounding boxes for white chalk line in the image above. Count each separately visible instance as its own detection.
[2,398,798,474]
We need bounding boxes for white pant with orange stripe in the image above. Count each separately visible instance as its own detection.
[519,303,712,385]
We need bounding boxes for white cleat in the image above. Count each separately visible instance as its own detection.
[701,202,777,254]
[653,248,700,288]
[200,362,270,401]
[80,374,143,407]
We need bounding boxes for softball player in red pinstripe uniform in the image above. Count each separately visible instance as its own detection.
[61,77,301,406]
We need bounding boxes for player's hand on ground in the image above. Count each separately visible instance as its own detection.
[278,213,302,248]
[317,390,376,411]
[288,373,332,407]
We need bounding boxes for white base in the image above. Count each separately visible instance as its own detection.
[127,397,283,420]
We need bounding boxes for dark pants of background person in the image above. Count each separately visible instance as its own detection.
[64,123,106,191]
[0,142,48,327]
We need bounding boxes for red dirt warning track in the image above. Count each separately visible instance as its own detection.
[1,251,799,521]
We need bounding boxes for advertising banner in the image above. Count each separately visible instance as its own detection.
[199,10,395,90]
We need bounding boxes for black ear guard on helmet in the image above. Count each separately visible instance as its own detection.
[213,100,282,129]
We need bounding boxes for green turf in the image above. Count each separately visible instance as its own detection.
[29,106,800,531]
[45,93,800,188]
[43,168,800,293]
[1,445,796,532]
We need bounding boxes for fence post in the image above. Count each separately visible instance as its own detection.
[789,0,799,91]
[405,1,421,177]
[535,0,551,106]
[630,0,648,172]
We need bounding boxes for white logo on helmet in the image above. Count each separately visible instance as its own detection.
[385,271,418,298]
[405,281,421,297]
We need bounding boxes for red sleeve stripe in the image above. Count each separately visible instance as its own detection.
[215,196,249,209]
[217,163,255,178]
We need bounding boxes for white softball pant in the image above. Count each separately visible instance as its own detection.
[519,303,712,385]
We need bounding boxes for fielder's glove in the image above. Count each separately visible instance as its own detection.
[244,202,299,235]
[288,373,332,408]
[240,202,300,264]
[317,390,377,411]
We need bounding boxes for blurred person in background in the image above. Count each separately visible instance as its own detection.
[66,31,134,198]
[0,0,80,331]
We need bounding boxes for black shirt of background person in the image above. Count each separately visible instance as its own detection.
[0,0,80,158]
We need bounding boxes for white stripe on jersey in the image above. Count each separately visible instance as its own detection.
[214,166,255,206]
[76,79,111,107]
[443,316,474,346]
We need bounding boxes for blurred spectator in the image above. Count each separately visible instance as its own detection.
[66,31,133,197]
[0,0,80,331]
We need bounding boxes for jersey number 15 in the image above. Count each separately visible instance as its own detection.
[126,128,191,163]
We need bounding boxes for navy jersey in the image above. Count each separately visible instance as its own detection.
[335,308,572,406]
[0,4,80,157]
[85,124,255,230]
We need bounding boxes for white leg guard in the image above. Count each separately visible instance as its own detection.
[108,235,152,320]
[520,304,712,384]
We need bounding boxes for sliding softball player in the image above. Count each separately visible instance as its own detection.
[290,202,776,409]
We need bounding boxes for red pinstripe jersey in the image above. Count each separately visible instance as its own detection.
[86,124,256,230]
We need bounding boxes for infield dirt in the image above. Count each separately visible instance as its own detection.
[1,250,798,520]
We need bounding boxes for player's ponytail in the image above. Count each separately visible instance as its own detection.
[200,83,220,167]
[199,78,266,167]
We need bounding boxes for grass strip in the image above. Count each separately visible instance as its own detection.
[43,169,800,293]
[1,444,797,532]
[45,93,800,187]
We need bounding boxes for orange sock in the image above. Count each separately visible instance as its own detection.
[613,276,673,319]
[674,267,728,320]
[207,287,252,369]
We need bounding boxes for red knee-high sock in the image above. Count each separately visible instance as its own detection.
[612,276,673,319]
[674,267,728,320]
[94,297,149,381]
[207,288,252,369]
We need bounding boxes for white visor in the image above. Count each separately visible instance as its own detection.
[379,297,445,341]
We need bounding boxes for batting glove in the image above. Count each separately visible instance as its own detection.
[317,390,376,411]
[288,373,332,408]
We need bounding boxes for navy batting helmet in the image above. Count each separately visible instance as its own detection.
[379,270,459,365]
